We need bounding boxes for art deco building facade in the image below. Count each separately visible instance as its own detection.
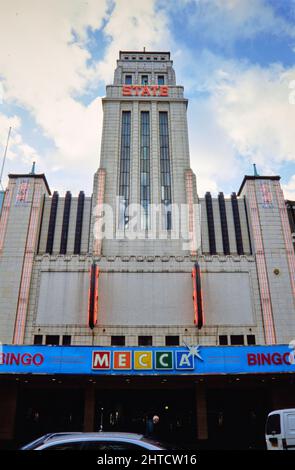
[0,51,294,449]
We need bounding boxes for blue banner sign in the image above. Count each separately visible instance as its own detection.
[0,344,294,376]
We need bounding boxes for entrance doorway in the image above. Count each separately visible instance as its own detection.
[207,388,271,449]
[95,388,196,447]
[15,388,84,447]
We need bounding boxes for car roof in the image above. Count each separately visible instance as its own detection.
[21,432,147,449]
[50,432,143,439]
[41,432,145,444]
[268,409,295,415]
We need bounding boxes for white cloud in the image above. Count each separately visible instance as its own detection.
[211,63,295,172]
[0,114,39,177]
[96,0,172,83]
[179,0,295,43]
[0,0,173,193]
[188,98,241,195]
[0,0,109,191]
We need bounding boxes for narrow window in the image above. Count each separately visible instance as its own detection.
[118,111,131,229]
[247,335,256,345]
[205,192,216,255]
[141,75,148,85]
[158,75,165,85]
[231,192,244,255]
[34,335,43,345]
[159,112,172,230]
[74,191,84,255]
[46,191,59,254]
[219,335,228,345]
[60,191,72,255]
[125,75,132,85]
[140,112,151,229]
[218,192,230,255]
[62,335,71,346]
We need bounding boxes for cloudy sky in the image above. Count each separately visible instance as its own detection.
[0,0,295,197]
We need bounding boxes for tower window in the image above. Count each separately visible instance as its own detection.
[159,112,172,230]
[125,75,132,84]
[118,111,131,229]
[158,75,165,85]
[141,75,149,85]
[140,112,151,230]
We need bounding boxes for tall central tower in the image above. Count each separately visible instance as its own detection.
[93,50,198,256]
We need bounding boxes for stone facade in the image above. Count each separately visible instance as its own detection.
[0,51,294,347]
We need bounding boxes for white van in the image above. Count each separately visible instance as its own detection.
[266,409,295,450]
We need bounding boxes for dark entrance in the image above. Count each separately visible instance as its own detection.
[207,388,271,449]
[95,388,196,447]
[15,388,84,447]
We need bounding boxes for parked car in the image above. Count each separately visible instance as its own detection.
[20,432,166,450]
[265,409,295,450]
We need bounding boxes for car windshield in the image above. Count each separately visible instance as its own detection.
[20,433,78,450]
[21,434,53,450]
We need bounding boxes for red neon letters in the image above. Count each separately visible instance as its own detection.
[0,353,44,366]
[247,352,292,366]
[122,85,169,97]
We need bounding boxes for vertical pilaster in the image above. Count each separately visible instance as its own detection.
[13,182,44,344]
[247,181,276,344]
[0,175,49,344]
[93,169,106,256]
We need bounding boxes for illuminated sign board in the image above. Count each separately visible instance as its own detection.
[0,344,294,376]
[122,85,169,97]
